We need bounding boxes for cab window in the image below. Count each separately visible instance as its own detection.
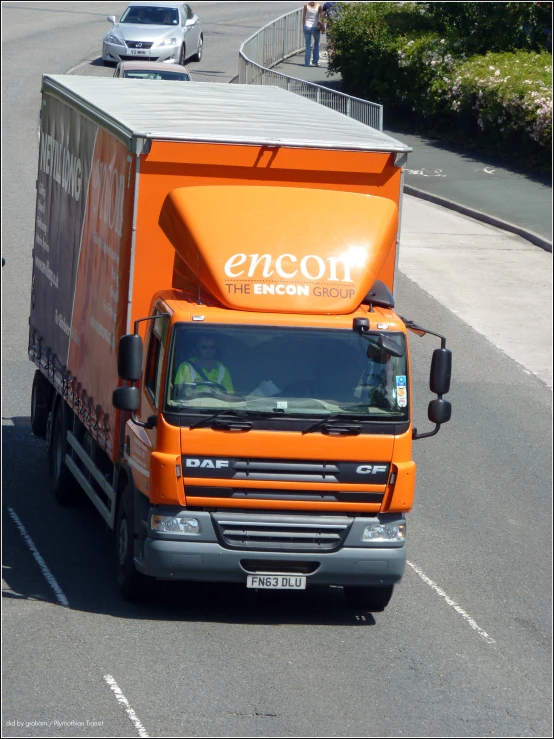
[145,311,169,408]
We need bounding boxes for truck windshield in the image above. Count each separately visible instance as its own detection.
[165,324,408,419]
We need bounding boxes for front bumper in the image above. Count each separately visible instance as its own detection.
[102,41,179,64]
[135,510,406,587]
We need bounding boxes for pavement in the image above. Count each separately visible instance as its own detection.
[273,43,553,251]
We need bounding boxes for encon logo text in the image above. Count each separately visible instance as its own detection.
[224,253,356,282]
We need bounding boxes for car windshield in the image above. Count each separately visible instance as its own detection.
[123,70,190,80]
[165,324,409,419]
[120,6,179,25]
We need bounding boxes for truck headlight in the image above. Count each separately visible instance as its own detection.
[362,522,405,542]
[151,515,199,534]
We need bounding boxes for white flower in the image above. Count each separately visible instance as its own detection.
[495,70,500,76]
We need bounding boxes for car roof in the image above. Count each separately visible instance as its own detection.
[118,61,190,73]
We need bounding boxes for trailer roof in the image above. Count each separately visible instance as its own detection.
[42,75,411,155]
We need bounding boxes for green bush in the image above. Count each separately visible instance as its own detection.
[327,2,552,169]
[419,1,552,54]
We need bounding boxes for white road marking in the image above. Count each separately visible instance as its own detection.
[405,168,446,177]
[7,507,69,608]
[66,59,94,75]
[104,676,150,738]
[407,560,496,645]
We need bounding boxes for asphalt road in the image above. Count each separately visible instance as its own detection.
[2,2,552,737]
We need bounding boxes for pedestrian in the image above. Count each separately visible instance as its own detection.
[302,1,322,67]
[321,1,339,63]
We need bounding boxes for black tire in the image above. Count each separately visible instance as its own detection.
[31,370,49,437]
[190,34,203,62]
[49,400,79,505]
[179,43,186,65]
[344,585,394,612]
[115,485,153,601]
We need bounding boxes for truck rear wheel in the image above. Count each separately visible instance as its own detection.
[344,585,394,612]
[49,400,79,505]
[115,485,153,601]
[31,370,49,437]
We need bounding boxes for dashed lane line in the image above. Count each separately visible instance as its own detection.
[407,559,496,645]
[104,675,150,738]
[7,506,69,608]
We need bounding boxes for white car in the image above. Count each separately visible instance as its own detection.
[103,1,203,66]
[113,61,192,80]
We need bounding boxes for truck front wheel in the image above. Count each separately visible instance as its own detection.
[115,485,153,601]
[49,400,79,505]
[344,585,394,612]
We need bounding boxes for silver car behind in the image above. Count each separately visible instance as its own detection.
[103,1,203,66]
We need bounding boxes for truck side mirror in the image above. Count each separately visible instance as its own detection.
[430,348,452,395]
[118,334,143,381]
[428,398,451,425]
[113,386,140,412]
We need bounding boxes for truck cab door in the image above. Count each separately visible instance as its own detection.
[127,308,169,496]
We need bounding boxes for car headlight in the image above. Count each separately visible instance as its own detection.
[151,514,200,534]
[362,522,406,542]
[106,34,125,46]
[156,37,178,47]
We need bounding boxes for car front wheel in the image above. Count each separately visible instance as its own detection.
[179,43,186,65]
[191,34,203,62]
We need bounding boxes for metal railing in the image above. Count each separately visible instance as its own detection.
[238,8,383,131]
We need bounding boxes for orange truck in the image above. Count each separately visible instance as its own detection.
[29,75,452,610]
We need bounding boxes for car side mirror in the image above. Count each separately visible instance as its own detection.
[118,334,143,382]
[430,348,452,395]
[113,386,140,412]
[107,15,116,24]
[185,18,196,26]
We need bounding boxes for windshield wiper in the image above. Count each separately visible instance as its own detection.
[189,410,252,431]
[302,415,362,436]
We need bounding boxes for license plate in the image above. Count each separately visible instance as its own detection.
[247,575,306,590]
[130,49,146,55]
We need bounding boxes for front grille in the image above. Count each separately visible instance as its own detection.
[212,512,351,552]
[187,486,382,504]
[126,41,153,49]
[119,55,159,61]
[241,560,320,575]
[233,460,340,483]
[182,457,390,486]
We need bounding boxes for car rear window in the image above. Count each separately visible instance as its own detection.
[123,71,191,81]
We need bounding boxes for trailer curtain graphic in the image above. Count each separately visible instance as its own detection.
[30,95,135,454]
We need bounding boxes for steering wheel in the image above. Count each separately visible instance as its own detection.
[192,381,228,396]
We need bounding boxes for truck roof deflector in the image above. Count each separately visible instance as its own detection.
[159,186,398,315]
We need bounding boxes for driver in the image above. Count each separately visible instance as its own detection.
[174,335,234,395]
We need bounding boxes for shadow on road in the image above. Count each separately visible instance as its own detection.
[2,420,378,628]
